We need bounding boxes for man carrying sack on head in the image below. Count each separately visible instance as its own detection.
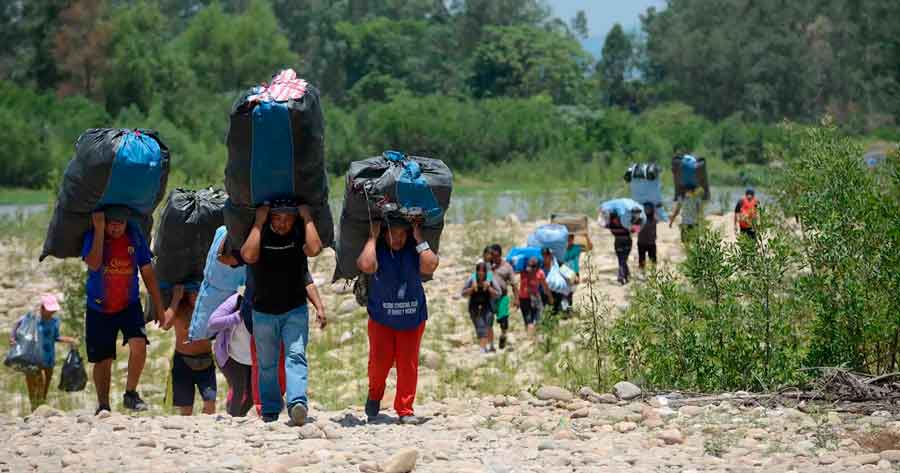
[240,198,325,425]
[82,205,166,414]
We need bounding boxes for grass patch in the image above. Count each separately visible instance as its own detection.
[0,187,52,205]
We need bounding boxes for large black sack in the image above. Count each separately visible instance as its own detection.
[40,128,170,261]
[58,347,87,392]
[333,152,453,282]
[153,188,227,284]
[224,69,333,249]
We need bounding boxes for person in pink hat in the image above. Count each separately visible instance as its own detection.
[9,293,78,411]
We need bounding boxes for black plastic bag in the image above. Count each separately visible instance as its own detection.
[224,70,333,249]
[4,314,43,373]
[58,347,87,392]
[40,128,170,261]
[153,188,227,284]
[333,152,453,282]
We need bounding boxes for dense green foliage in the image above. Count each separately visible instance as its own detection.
[608,124,900,391]
[0,0,897,190]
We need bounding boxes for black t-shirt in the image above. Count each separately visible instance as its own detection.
[248,224,309,315]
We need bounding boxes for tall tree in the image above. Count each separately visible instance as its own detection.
[469,25,589,104]
[571,10,588,39]
[53,0,111,98]
[598,23,632,108]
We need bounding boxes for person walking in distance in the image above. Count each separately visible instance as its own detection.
[357,221,439,425]
[734,188,759,240]
[489,244,517,350]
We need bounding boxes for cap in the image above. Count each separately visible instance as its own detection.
[104,205,130,222]
[268,198,299,214]
[746,188,755,196]
[40,293,60,312]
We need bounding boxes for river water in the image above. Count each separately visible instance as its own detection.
[1,187,762,224]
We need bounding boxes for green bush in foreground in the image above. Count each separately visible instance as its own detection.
[605,123,900,392]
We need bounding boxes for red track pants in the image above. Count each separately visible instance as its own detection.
[250,336,286,415]
[367,319,426,417]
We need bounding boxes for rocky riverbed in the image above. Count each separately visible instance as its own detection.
[3,385,900,473]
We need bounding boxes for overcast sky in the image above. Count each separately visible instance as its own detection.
[547,0,667,38]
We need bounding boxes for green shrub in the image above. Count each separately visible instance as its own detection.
[609,217,807,391]
[776,122,900,373]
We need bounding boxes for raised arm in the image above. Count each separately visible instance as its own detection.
[299,206,323,257]
[241,206,269,264]
[357,221,381,275]
[84,212,106,271]
[461,279,476,297]
[413,224,439,275]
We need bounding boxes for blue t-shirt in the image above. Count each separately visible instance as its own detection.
[81,223,153,313]
[367,239,428,331]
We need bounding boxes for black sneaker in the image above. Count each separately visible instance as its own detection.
[365,399,380,421]
[261,413,279,423]
[499,335,507,350]
[289,403,308,426]
[398,415,420,425]
[123,391,147,411]
[95,404,111,416]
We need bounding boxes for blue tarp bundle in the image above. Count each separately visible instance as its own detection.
[600,198,647,227]
[526,224,569,263]
[506,247,543,272]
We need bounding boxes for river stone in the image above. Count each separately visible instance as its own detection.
[31,405,63,418]
[613,382,642,401]
[658,429,684,445]
[850,454,881,465]
[338,299,358,315]
[383,448,418,473]
[536,386,574,402]
[881,450,900,462]
[420,349,441,370]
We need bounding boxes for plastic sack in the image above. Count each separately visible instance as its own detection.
[600,198,647,227]
[41,128,170,261]
[4,314,43,373]
[546,261,570,294]
[506,247,543,273]
[225,69,333,250]
[153,188,227,285]
[671,154,710,201]
[559,265,577,285]
[527,224,569,263]
[58,347,87,392]
[333,151,453,281]
[551,214,591,250]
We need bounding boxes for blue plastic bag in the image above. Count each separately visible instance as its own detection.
[527,224,569,263]
[506,247,543,273]
[601,198,647,227]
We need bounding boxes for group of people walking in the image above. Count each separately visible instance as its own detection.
[461,234,591,351]
[606,186,759,286]
[11,198,440,425]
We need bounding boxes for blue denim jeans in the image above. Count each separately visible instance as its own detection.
[252,305,309,416]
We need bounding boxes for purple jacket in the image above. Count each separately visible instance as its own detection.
[206,294,243,368]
